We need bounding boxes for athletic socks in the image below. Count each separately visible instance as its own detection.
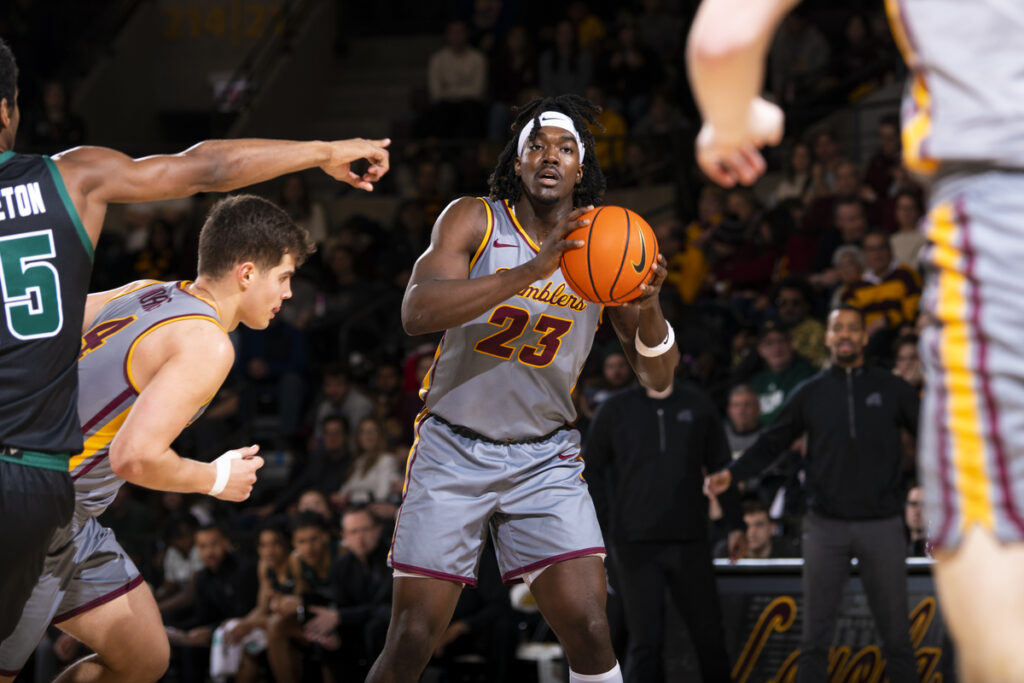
[569,662,623,682]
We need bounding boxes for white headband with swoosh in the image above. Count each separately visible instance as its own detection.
[517,111,585,164]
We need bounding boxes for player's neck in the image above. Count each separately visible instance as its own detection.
[513,195,573,243]
[188,276,239,331]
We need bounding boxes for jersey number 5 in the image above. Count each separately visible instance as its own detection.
[474,305,573,368]
[0,230,64,340]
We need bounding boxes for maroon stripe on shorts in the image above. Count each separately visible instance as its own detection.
[52,574,144,624]
[390,561,477,588]
[501,546,606,585]
[930,329,955,549]
[958,198,1024,536]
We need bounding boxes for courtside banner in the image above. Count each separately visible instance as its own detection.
[662,559,951,681]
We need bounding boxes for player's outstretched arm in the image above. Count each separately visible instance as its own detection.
[607,253,679,391]
[53,137,390,245]
[107,319,263,501]
[686,0,796,186]
[401,198,590,335]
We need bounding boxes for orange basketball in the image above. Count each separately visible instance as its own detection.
[560,206,659,305]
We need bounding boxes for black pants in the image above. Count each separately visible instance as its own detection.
[797,512,916,683]
[612,539,732,683]
[0,461,73,643]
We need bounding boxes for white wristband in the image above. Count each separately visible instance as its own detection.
[635,323,675,357]
[209,449,242,496]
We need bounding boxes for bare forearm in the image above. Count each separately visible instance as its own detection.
[111,446,215,496]
[402,263,541,335]
[615,305,678,390]
[183,139,334,193]
[687,0,795,135]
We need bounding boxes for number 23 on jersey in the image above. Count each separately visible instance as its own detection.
[474,305,573,368]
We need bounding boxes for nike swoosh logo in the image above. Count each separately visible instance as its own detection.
[557,451,580,460]
[493,240,517,248]
[631,227,647,274]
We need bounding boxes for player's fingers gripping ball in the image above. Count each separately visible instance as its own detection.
[560,206,660,305]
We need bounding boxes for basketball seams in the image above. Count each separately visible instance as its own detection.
[608,207,632,303]
[585,207,605,304]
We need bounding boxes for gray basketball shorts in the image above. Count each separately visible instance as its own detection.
[389,414,606,586]
[917,168,1024,551]
[0,514,142,673]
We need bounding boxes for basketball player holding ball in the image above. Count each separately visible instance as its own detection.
[367,94,677,683]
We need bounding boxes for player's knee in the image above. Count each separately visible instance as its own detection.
[562,609,610,649]
[391,614,442,658]
[100,627,169,681]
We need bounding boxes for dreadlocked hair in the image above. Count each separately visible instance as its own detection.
[488,94,606,208]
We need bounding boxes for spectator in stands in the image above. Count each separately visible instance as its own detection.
[566,1,607,52]
[775,276,827,367]
[309,363,373,443]
[131,217,179,280]
[769,11,830,105]
[771,141,812,207]
[905,483,928,557]
[582,348,635,419]
[863,114,902,201]
[829,245,868,310]
[584,83,628,176]
[156,512,202,622]
[843,230,921,359]
[892,334,923,394]
[28,79,84,151]
[332,417,402,514]
[749,320,816,425]
[278,174,329,246]
[166,524,259,683]
[259,416,351,516]
[487,25,538,137]
[425,20,487,138]
[230,519,295,683]
[380,199,430,288]
[585,377,742,683]
[828,14,888,101]
[599,19,663,123]
[806,128,842,200]
[715,499,797,559]
[538,19,592,97]
[804,159,874,238]
[811,197,871,279]
[300,507,393,680]
[266,512,337,683]
[725,384,762,461]
[889,190,927,268]
[707,306,920,683]
[236,314,308,442]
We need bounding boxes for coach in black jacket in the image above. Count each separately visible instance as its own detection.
[585,379,743,683]
[706,305,919,683]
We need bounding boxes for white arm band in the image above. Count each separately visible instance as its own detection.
[635,322,675,358]
[208,449,242,496]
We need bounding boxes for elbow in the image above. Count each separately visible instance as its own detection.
[109,442,147,483]
[689,27,759,68]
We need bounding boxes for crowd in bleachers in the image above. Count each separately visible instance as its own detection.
[5,0,935,680]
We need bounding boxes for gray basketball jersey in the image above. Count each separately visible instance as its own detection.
[70,281,222,516]
[422,197,603,440]
[889,0,1024,172]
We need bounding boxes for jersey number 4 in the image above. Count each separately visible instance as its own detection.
[0,230,64,340]
[474,305,573,368]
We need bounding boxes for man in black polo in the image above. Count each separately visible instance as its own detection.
[706,305,919,683]
[585,377,744,683]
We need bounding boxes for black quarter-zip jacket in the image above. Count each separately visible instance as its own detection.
[730,363,919,520]
[584,381,742,543]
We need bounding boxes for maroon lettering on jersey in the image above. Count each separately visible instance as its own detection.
[138,289,172,312]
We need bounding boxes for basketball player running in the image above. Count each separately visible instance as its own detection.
[0,195,314,682]
[367,94,677,683]
[690,1,1024,680]
[0,36,388,651]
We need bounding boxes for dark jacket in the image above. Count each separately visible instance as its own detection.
[183,553,258,629]
[330,540,392,626]
[584,381,742,543]
[730,363,918,520]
